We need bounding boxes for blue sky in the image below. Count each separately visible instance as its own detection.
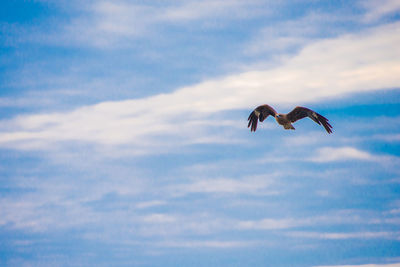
[1,0,400,266]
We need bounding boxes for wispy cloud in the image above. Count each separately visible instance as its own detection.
[155,239,256,249]
[235,210,381,231]
[16,0,400,50]
[170,175,277,196]
[237,218,298,230]
[373,133,400,142]
[315,263,400,267]
[308,146,399,164]
[245,11,354,58]
[160,0,270,22]
[1,22,399,152]
[135,200,167,209]
[309,147,376,162]
[2,1,400,266]
[362,0,400,22]
[288,231,400,240]
[40,0,274,48]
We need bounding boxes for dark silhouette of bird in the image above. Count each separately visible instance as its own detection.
[248,105,332,134]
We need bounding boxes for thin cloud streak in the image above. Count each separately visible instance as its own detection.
[155,240,257,249]
[169,175,277,196]
[309,146,400,164]
[309,147,376,162]
[288,231,400,240]
[362,0,400,22]
[235,210,390,231]
[316,263,400,267]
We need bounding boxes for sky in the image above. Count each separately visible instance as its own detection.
[0,0,400,266]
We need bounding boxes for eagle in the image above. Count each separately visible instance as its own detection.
[248,105,332,134]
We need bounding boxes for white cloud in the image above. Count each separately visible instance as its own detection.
[289,231,400,240]
[1,22,399,151]
[141,213,177,223]
[0,96,53,108]
[235,210,370,231]
[135,200,167,209]
[155,240,256,248]
[309,147,376,162]
[170,175,277,196]
[134,213,235,237]
[237,218,297,230]
[0,197,95,232]
[52,0,273,47]
[160,0,268,21]
[374,133,400,142]
[362,0,400,22]
[29,0,399,49]
[315,263,400,267]
[245,11,351,57]
[308,146,400,164]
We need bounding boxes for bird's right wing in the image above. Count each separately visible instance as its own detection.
[247,105,277,132]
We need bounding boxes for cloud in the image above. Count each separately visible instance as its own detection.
[237,218,297,230]
[245,11,352,57]
[288,231,400,240]
[235,210,373,231]
[155,240,256,249]
[141,213,177,224]
[308,146,400,164]
[170,175,277,196]
[309,147,376,162]
[135,200,167,209]
[1,22,399,152]
[362,0,400,22]
[373,133,400,142]
[160,0,269,22]
[46,0,274,48]
[0,197,94,232]
[316,263,400,267]
[22,1,399,49]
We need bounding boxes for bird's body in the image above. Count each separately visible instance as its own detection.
[275,114,295,130]
[248,105,332,134]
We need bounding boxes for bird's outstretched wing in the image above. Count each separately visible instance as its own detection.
[286,106,332,134]
[248,105,277,132]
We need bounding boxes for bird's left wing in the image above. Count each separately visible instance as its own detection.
[286,106,333,134]
[247,105,277,132]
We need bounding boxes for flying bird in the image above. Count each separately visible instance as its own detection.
[248,105,332,134]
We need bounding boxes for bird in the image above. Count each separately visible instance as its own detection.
[248,105,332,134]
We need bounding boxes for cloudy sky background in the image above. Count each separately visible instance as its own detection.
[1,0,400,266]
